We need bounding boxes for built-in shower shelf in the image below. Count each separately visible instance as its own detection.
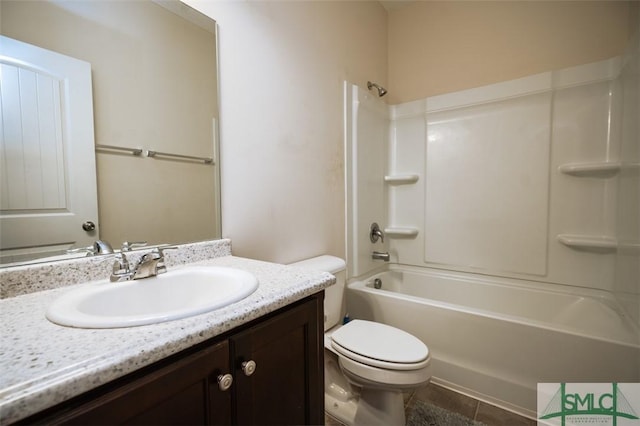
[557,234,617,252]
[558,162,620,177]
[384,227,419,238]
[384,174,419,184]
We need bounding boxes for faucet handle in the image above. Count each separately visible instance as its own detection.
[121,241,147,252]
[154,246,178,274]
[370,222,385,244]
[111,252,132,282]
[157,245,178,254]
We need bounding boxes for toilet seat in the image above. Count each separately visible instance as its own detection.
[330,320,429,370]
[338,353,431,388]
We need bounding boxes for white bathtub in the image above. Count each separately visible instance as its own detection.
[346,265,640,418]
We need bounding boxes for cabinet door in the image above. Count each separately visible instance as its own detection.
[231,295,324,426]
[35,341,232,425]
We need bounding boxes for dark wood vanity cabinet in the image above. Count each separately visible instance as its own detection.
[20,293,324,426]
[232,295,323,425]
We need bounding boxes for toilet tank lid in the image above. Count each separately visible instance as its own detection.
[289,255,346,274]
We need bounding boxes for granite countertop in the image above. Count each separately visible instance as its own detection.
[0,253,334,424]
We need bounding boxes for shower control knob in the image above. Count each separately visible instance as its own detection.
[241,360,256,376]
[370,222,384,243]
[217,373,233,391]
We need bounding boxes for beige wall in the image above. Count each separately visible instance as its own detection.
[187,0,387,263]
[1,0,219,247]
[388,1,632,103]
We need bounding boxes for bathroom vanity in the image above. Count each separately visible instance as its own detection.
[20,295,323,425]
[0,240,334,425]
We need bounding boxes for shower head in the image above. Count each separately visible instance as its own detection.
[367,81,387,97]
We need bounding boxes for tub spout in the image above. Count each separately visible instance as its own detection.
[372,251,390,262]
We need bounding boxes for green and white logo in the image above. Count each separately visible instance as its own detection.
[538,383,640,426]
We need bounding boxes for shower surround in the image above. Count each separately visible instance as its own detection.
[345,39,639,416]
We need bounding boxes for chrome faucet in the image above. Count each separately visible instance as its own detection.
[111,241,146,282]
[372,251,390,262]
[110,245,176,282]
[131,247,175,279]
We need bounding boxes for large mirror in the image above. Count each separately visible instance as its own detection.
[0,0,221,265]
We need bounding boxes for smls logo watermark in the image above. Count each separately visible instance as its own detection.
[538,383,640,426]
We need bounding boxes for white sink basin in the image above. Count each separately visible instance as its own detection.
[46,266,259,328]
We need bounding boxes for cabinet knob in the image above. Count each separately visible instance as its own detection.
[217,373,233,391]
[241,360,257,376]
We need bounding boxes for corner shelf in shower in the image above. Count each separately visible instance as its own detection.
[384,227,419,238]
[557,234,617,252]
[558,162,621,177]
[384,174,419,184]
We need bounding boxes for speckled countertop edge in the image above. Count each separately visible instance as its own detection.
[0,252,335,425]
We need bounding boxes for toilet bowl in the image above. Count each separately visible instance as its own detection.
[290,255,431,426]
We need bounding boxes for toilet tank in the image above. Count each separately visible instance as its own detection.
[289,255,346,331]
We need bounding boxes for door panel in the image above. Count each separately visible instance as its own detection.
[0,35,98,259]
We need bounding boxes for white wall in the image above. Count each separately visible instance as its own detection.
[186,1,387,263]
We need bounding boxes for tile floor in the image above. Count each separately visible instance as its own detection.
[325,382,536,426]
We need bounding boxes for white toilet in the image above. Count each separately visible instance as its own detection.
[290,255,431,426]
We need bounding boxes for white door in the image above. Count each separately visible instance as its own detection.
[0,35,98,259]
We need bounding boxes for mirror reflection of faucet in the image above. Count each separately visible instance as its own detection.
[121,241,148,252]
[67,240,114,256]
